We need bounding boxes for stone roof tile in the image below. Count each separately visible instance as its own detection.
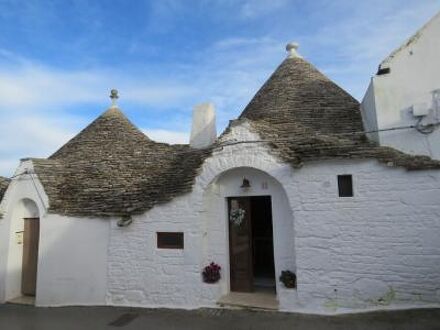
[32,107,211,217]
[0,176,10,201]
[238,57,440,170]
[30,55,440,218]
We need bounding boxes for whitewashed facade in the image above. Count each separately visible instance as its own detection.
[1,120,440,314]
[361,12,440,159]
[0,161,110,306]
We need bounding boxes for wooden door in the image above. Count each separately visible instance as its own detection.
[228,197,253,292]
[21,218,39,296]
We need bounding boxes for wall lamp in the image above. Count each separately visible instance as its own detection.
[240,177,251,190]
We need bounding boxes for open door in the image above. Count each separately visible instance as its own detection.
[21,218,39,296]
[228,197,253,292]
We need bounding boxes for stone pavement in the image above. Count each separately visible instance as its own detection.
[0,304,439,330]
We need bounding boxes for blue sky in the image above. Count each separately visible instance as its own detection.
[0,0,439,176]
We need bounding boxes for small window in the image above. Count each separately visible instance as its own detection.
[157,232,184,249]
[338,175,353,197]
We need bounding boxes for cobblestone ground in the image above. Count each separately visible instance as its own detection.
[0,305,439,330]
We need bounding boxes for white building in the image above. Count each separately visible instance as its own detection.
[0,43,440,315]
[361,12,440,159]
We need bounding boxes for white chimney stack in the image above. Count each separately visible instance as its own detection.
[190,102,217,149]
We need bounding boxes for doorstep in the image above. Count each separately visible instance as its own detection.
[217,291,278,311]
[7,296,35,306]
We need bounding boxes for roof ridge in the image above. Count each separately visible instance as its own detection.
[246,119,440,170]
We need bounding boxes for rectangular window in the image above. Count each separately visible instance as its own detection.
[157,232,184,249]
[338,175,353,197]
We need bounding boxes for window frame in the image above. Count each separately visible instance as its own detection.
[156,232,184,249]
[337,174,354,197]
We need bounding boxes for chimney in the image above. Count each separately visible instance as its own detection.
[190,103,217,149]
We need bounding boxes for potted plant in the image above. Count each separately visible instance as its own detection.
[279,270,296,289]
[202,262,221,284]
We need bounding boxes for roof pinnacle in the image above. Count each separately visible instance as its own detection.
[110,89,119,107]
[286,42,302,59]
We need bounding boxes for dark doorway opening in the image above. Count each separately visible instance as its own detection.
[251,196,275,291]
[21,218,40,296]
[228,196,275,293]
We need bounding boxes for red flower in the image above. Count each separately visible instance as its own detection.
[202,262,221,283]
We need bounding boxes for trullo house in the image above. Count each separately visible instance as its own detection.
[0,43,439,314]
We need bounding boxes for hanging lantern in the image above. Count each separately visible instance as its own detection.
[240,177,251,189]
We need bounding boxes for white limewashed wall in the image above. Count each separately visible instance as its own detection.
[361,13,440,159]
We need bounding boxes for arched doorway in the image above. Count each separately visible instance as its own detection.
[203,166,295,306]
[6,198,40,302]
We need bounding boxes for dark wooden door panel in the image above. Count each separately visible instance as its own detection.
[22,218,39,296]
[229,197,253,292]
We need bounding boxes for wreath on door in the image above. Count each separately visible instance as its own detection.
[229,208,246,227]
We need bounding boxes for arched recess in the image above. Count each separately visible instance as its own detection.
[202,166,295,297]
[5,198,40,301]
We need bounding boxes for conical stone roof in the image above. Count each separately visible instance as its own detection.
[50,107,153,161]
[234,56,440,170]
[29,52,440,218]
[32,107,211,217]
[240,56,363,135]
[0,176,9,201]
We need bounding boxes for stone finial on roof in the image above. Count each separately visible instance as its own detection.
[110,89,119,107]
[286,42,302,58]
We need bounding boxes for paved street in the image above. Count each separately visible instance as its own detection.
[0,305,439,330]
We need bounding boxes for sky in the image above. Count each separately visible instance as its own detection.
[0,0,439,177]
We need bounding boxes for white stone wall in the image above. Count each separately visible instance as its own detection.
[2,123,440,314]
[289,160,440,313]
[360,82,379,143]
[0,160,110,306]
[107,121,299,309]
[107,121,440,313]
[361,13,440,159]
[107,189,221,309]
[0,161,48,303]
[36,214,110,307]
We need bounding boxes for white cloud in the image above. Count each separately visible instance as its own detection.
[142,129,189,144]
[0,114,78,176]
[0,115,76,152]
[0,64,195,110]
